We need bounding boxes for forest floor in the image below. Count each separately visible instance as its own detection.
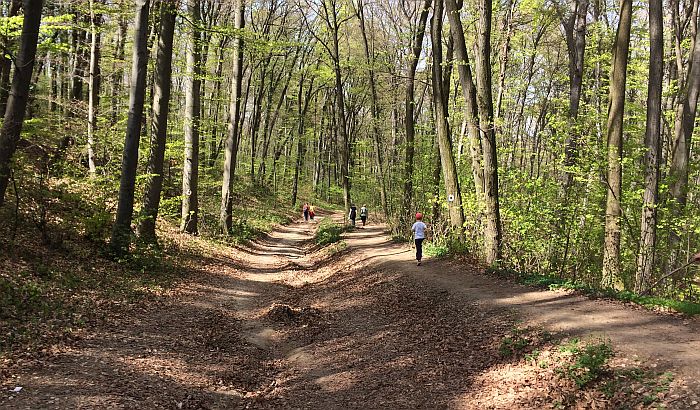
[2,210,700,409]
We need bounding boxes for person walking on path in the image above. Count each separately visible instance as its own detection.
[411,212,427,266]
[302,203,309,221]
[349,204,357,226]
[309,204,316,220]
[359,205,368,226]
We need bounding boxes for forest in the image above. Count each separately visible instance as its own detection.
[1,0,700,406]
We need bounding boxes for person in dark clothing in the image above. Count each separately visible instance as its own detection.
[348,205,357,226]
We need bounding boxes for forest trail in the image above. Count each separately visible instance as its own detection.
[3,211,700,409]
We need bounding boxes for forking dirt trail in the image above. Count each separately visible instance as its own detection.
[2,210,700,408]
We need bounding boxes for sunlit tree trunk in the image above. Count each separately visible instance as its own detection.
[220,0,245,233]
[445,0,484,201]
[602,0,632,289]
[87,0,102,176]
[181,0,201,234]
[431,0,465,239]
[668,12,700,268]
[402,0,431,229]
[474,0,503,265]
[635,0,663,293]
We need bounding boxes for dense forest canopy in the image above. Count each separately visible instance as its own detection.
[0,0,699,300]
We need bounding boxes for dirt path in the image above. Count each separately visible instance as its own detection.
[2,212,700,408]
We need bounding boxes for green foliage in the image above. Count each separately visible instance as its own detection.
[557,338,614,388]
[424,242,449,258]
[315,220,346,246]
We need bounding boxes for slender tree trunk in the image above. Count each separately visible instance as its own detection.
[0,0,44,207]
[110,0,151,252]
[220,0,245,233]
[110,18,127,126]
[668,14,700,267]
[561,0,589,190]
[474,0,503,264]
[431,0,465,238]
[181,0,201,234]
[602,0,632,289]
[87,0,102,176]
[137,0,176,243]
[635,0,663,293]
[445,0,484,200]
[403,0,432,229]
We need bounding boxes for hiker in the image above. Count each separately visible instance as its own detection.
[359,204,368,226]
[411,212,427,266]
[349,204,357,226]
[302,203,309,221]
[309,204,316,220]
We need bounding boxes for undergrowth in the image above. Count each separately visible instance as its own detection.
[315,219,349,245]
[498,327,674,405]
[492,268,700,315]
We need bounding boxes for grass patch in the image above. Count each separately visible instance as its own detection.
[492,269,700,315]
[557,338,614,388]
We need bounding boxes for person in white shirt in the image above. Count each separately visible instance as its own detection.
[411,212,428,266]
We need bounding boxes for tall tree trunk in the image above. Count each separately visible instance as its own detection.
[0,0,44,208]
[403,0,432,229]
[356,0,389,219]
[110,17,127,126]
[137,0,176,243]
[0,0,22,115]
[474,0,503,265]
[325,2,352,216]
[635,0,663,293]
[220,0,245,233]
[110,0,151,252]
[560,0,589,190]
[602,0,632,289]
[445,0,484,201]
[87,0,102,176]
[181,0,201,234]
[668,12,700,268]
[431,0,465,238]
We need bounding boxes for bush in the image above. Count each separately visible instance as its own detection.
[315,221,345,245]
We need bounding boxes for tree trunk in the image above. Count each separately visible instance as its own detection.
[474,0,503,265]
[431,0,465,239]
[136,0,176,243]
[403,0,432,229]
[356,0,389,219]
[602,0,632,289]
[110,17,127,126]
[220,0,245,233]
[110,0,151,252]
[181,0,201,234]
[635,0,663,293]
[87,0,102,176]
[445,0,484,201]
[0,0,44,208]
[668,11,700,268]
[0,0,22,115]
[560,0,589,190]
